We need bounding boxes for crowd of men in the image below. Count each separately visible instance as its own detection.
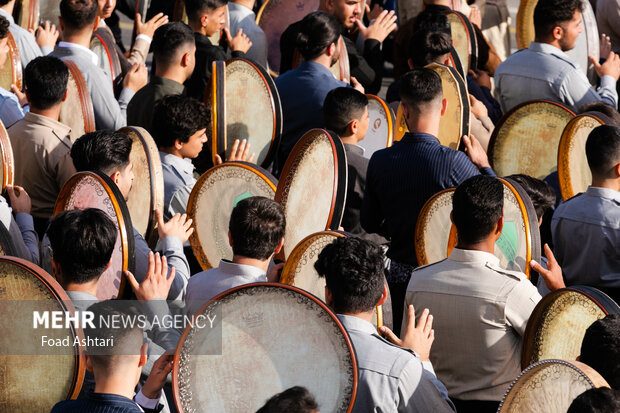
[0,0,617,411]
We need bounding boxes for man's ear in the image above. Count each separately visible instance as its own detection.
[62,89,68,102]
[407,58,414,70]
[324,286,334,308]
[552,25,563,41]
[274,237,284,254]
[110,170,121,185]
[348,118,358,136]
[174,138,184,151]
[614,162,620,178]
[200,13,209,28]
[51,257,62,281]
[85,354,94,372]
[376,283,388,306]
[58,16,65,34]
[181,51,191,67]
[228,230,233,248]
[138,342,148,368]
[440,98,448,116]
[495,215,504,237]
[324,0,335,13]
[449,210,454,225]
[327,42,336,58]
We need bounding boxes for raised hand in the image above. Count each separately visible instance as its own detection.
[156,209,194,244]
[125,252,176,301]
[135,12,169,39]
[530,244,565,291]
[356,10,397,43]
[380,305,435,361]
[215,139,255,164]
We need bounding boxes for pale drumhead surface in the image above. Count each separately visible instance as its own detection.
[0,49,13,91]
[415,189,455,265]
[516,0,536,49]
[39,0,61,25]
[0,119,13,190]
[446,13,471,72]
[490,101,574,179]
[90,36,113,83]
[494,183,530,273]
[60,69,87,143]
[427,63,466,150]
[360,96,392,158]
[175,284,356,412]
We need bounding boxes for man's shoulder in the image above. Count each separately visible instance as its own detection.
[50,399,83,412]
[348,328,417,376]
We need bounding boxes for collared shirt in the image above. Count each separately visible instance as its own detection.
[495,42,618,112]
[228,2,268,69]
[0,9,51,68]
[361,132,496,266]
[127,76,185,132]
[404,248,542,401]
[159,151,196,220]
[8,112,75,219]
[185,260,267,316]
[337,314,455,413]
[551,186,620,288]
[51,392,145,413]
[0,86,26,127]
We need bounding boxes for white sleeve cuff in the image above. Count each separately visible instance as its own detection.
[135,389,160,410]
[135,34,152,44]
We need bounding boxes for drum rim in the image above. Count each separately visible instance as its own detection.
[0,117,14,190]
[568,285,620,314]
[92,28,122,83]
[172,282,358,413]
[187,161,277,271]
[7,32,22,90]
[63,60,96,135]
[444,10,477,73]
[515,0,536,50]
[448,46,466,80]
[414,188,456,266]
[336,36,350,83]
[394,102,408,142]
[364,94,394,150]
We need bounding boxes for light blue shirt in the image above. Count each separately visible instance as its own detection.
[159,151,196,220]
[228,2,268,70]
[0,86,26,127]
[495,42,618,112]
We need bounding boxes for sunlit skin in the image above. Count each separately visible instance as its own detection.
[204,5,227,37]
[97,0,116,19]
[178,128,208,159]
[327,0,363,29]
[559,10,583,51]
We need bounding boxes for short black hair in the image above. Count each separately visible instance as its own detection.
[506,174,556,220]
[533,0,583,39]
[412,9,451,35]
[0,15,9,39]
[323,87,368,136]
[152,22,195,67]
[296,11,341,61]
[60,0,99,30]
[578,102,620,127]
[256,386,319,413]
[408,30,452,68]
[580,314,620,389]
[586,125,620,178]
[71,130,132,175]
[399,68,443,114]
[152,95,209,148]
[185,0,228,23]
[567,388,620,413]
[24,56,69,110]
[48,209,117,285]
[228,196,285,260]
[315,237,385,314]
[453,175,504,245]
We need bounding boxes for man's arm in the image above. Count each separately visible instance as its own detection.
[7,186,39,264]
[564,53,620,109]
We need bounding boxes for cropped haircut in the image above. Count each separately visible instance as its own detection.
[0,15,8,39]
[452,176,504,245]
[314,237,385,314]
[152,95,209,148]
[60,0,99,30]
[408,30,452,68]
[24,56,69,109]
[323,87,368,136]
[296,11,341,61]
[48,209,117,285]
[567,388,620,413]
[0,0,10,6]
[152,22,195,66]
[185,0,228,23]
[412,9,451,35]
[71,130,132,175]
[580,314,620,389]
[256,386,319,413]
[399,68,443,114]
[578,102,620,126]
[586,125,620,178]
[228,197,285,260]
[533,0,583,39]
[506,174,556,220]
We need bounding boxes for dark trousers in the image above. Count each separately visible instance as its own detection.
[451,398,500,413]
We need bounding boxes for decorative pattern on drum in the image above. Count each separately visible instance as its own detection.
[521,287,620,369]
[173,283,357,413]
[444,11,477,73]
[557,113,605,200]
[90,28,122,84]
[415,188,456,266]
[498,359,609,413]
[60,60,96,143]
[275,129,348,260]
[0,33,22,92]
[488,100,575,179]
[0,257,84,412]
[359,95,393,159]
[0,118,14,191]
[187,162,277,270]
[54,171,135,300]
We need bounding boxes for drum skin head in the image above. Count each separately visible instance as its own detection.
[13,0,39,31]
[59,60,96,143]
[360,94,393,158]
[173,283,357,413]
[90,28,121,83]
[498,359,609,413]
[415,188,456,266]
[329,36,350,83]
[0,33,21,92]
[0,118,14,191]
[444,10,476,73]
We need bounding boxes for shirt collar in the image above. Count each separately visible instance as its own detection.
[0,9,15,24]
[23,112,72,143]
[159,151,195,175]
[217,259,267,277]
[528,42,575,67]
[151,76,185,93]
[337,314,378,335]
[228,2,254,19]
[586,186,620,202]
[400,132,441,144]
[343,143,365,156]
[58,41,99,65]
[448,247,500,265]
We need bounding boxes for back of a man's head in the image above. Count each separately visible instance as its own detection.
[0,15,8,40]
[60,0,98,30]
[71,130,132,175]
[323,87,368,136]
[314,237,384,314]
[296,11,341,61]
[256,386,319,413]
[586,125,620,180]
[152,22,195,68]
[506,174,556,220]
[580,314,620,389]
[185,0,228,23]
[48,208,117,285]
[24,56,68,110]
[567,387,620,413]
[229,197,285,260]
[578,102,620,127]
[533,0,583,39]
[413,9,451,35]
[408,30,452,68]
[453,176,504,245]
[399,68,443,117]
[152,95,209,148]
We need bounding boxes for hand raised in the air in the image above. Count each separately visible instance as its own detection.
[356,10,397,43]
[156,209,194,244]
[215,139,255,164]
[224,28,252,53]
[381,305,435,361]
[125,251,176,301]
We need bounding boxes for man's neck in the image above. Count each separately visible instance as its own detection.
[310,55,333,71]
[534,36,563,51]
[30,104,62,121]
[64,280,98,297]
[339,135,359,145]
[406,116,440,138]
[189,21,210,37]
[159,146,184,159]
[0,1,15,14]
[591,176,620,192]
[339,310,375,324]
[93,370,138,401]
[231,0,254,10]
[154,65,189,85]
[61,29,95,48]
[456,237,496,255]
[231,255,271,273]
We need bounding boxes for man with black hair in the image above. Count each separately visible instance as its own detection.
[184,0,251,100]
[579,314,620,390]
[185,196,285,316]
[551,125,620,301]
[256,386,319,413]
[567,388,620,413]
[0,15,26,127]
[8,56,76,236]
[127,22,196,131]
[314,236,455,412]
[495,0,620,112]
[403,175,565,412]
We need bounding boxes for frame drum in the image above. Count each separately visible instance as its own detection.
[426,62,470,150]
[0,118,14,191]
[0,256,84,412]
[210,58,282,168]
[54,171,135,300]
[498,360,609,413]
[521,286,620,369]
[415,188,456,266]
[444,10,477,73]
[447,45,466,80]
[174,283,357,412]
[13,0,39,31]
[557,112,607,200]
[120,126,164,249]
[0,33,22,92]
[38,0,60,25]
[488,100,575,179]
[188,162,277,270]
[90,27,122,85]
[275,129,347,260]
[359,94,393,158]
[60,60,96,142]
[394,102,408,142]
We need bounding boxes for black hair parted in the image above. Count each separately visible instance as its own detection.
[152,22,195,66]
[586,125,620,178]
[506,174,556,220]
[323,87,368,136]
[580,314,620,389]
[567,388,620,413]
[71,130,132,175]
[60,0,99,30]
[314,237,385,314]
[256,386,319,413]
[48,208,117,285]
[533,0,583,39]
[24,56,69,110]
[152,95,209,148]
[296,11,341,61]
[185,0,228,23]
[399,68,443,113]
[408,30,452,68]
[0,15,9,39]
